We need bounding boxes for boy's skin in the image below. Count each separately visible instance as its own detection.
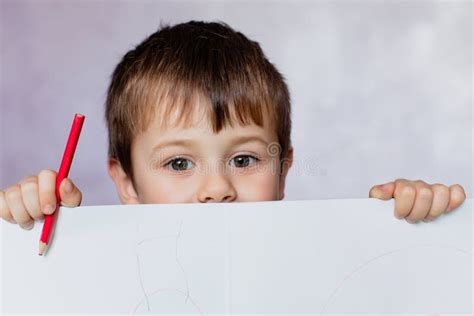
[0,94,467,229]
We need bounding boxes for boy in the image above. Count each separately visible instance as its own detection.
[0,21,466,230]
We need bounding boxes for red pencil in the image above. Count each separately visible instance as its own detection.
[39,113,85,256]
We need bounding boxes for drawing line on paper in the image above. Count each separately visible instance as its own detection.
[132,288,204,315]
[135,251,150,311]
[320,244,473,315]
[133,220,203,315]
[175,221,191,303]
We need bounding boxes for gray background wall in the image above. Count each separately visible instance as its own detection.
[1,0,472,205]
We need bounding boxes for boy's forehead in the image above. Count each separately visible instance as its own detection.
[152,97,212,132]
[147,106,275,140]
[145,94,276,139]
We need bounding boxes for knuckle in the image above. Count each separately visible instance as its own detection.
[431,183,449,195]
[5,185,21,200]
[19,175,37,185]
[413,179,427,185]
[418,187,433,199]
[401,186,416,197]
[39,169,57,179]
[20,178,38,192]
[394,178,408,186]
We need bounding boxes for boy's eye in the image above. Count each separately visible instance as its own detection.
[165,157,194,171]
[229,155,258,168]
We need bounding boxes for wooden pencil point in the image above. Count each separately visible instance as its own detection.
[38,241,48,256]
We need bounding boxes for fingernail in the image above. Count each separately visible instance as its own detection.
[44,204,56,214]
[64,180,73,193]
[23,222,34,230]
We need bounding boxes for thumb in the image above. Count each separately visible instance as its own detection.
[59,178,82,207]
[369,182,395,200]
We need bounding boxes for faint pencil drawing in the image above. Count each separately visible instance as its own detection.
[320,244,473,315]
[132,220,205,315]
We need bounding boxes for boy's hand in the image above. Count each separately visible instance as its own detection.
[369,179,466,223]
[0,170,82,230]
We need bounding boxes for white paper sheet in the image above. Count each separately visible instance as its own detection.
[1,198,472,315]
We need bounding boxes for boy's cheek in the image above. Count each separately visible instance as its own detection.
[138,172,280,203]
[233,159,282,201]
[137,175,198,204]
[233,172,281,202]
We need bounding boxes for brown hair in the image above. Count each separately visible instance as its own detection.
[105,21,291,182]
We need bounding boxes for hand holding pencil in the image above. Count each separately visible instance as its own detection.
[0,114,85,255]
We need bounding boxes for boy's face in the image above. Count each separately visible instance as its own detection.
[108,98,293,204]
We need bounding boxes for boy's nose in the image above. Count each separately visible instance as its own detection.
[197,170,237,203]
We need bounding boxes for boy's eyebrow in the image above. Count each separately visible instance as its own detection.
[229,135,270,147]
[151,135,269,154]
[151,139,197,154]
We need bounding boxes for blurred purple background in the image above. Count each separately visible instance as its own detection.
[1,1,472,205]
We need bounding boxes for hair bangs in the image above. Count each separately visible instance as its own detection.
[135,71,276,136]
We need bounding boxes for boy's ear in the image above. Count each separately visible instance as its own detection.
[278,146,294,200]
[107,158,140,204]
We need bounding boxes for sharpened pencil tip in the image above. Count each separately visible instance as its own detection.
[38,241,48,256]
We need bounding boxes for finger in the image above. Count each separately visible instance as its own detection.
[19,176,43,220]
[59,178,82,207]
[424,183,450,221]
[368,181,395,200]
[0,191,16,224]
[405,180,433,223]
[446,184,467,213]
[5,185,34,229]
[393,179,416,219]
[38,169,57,215]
